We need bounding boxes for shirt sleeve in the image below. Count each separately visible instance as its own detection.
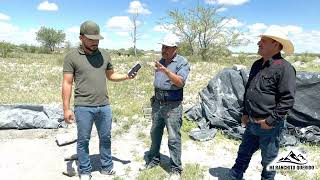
[176,58,190,83]
[107,61,113,70]
[63,54,74,74]
[266,63,296,126]
[103,51,113,70]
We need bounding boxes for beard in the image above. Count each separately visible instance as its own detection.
[83,43,98,52]
[162,52,168,59]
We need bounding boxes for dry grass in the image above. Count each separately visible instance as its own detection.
[1,52,320,179]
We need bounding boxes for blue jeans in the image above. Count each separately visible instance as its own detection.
[74,105,113,175]
[148,100,183,172]
[230,120,284,180]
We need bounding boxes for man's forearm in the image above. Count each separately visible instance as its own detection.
[62,83,72,110]
[108,73,128,82]
[164,69,184,88]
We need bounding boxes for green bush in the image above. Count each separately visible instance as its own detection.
[0,41,15,58]
[38,46,51,54]
[178,41,194,56]
[19,44,38,53]
[128,47,144,57]
[293,52,318,63]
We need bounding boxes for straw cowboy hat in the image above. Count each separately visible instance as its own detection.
[260,26,294,55]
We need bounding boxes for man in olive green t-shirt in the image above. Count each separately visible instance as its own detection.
[62,20,136,180]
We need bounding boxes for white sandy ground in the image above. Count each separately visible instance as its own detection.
[0,120,292,180]
[0,118,298,180]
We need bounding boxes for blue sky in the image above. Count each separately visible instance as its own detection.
[1,0,320,53]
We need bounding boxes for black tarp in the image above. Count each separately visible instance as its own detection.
[0,104,65,129]
[185,67,320,144]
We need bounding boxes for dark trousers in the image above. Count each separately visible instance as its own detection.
[148,100,183,172]
[230,121,284,180]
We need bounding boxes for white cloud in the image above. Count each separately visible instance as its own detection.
[153,24,175,33]
[221,18,243,27]
[163,33,179,41]
[153,25,165,32]
[115,32,130,36]
[66,26,79,33]
[0,21,19,35]
[217,7,227,12]
[37,1,58,11]
[104,39,132,50]
[247,23,267,37]
[63,26,112,48]
[261,25,302,36]
[107,16,133,32]
[140,34,151,39]
[283,25,303,34]
[287,30,320,53]
[248,23,268,31]
[205,0,249,6]
[0,12,10,21]
[204,0,216,5]
[64,26,80,47]
[0,22,38,45]
[232,23,320,53]
[127,1,151,15]
[95,32,112,48]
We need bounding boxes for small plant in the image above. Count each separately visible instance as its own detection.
[181,117,198,133]
[137,166,167,180]
[181,163,206,180]
[0,41,14,58]
[112,176,124,180]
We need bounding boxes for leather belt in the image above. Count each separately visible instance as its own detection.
[158,100,181,105]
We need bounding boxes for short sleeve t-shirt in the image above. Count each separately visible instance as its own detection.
[63,47,113,106]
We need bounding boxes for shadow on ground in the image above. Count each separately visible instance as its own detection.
[64,154,131,176]
[209,167,231,180]
[89,154,132,172]
[142,151,171,173]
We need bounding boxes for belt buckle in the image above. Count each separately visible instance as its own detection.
[159,100,166,105]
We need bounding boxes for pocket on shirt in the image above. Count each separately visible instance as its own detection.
[259,72,277,90]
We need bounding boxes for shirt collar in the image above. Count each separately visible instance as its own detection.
[259,52,283,67]
[271,52,282,61]
[160,54,178,66]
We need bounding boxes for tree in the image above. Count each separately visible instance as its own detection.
[165,9,198,55]
[127,1,151,57]
[36,26,65,52]
[131,12,139,57]
[163,3,247,61]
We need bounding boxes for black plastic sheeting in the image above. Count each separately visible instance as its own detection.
[0,104,66,129]
[185,67,320,145]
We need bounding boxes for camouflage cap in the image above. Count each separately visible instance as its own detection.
[80,20,104,40]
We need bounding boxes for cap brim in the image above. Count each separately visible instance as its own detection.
[84,34,104,40]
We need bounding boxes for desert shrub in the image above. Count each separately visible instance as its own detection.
[0,41,15,58]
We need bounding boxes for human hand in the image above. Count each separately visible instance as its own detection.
[127,72,137,79]
[63,109,75,124]
[241,115,249,127]
[255,119,273,129]
[155,61,168,73]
